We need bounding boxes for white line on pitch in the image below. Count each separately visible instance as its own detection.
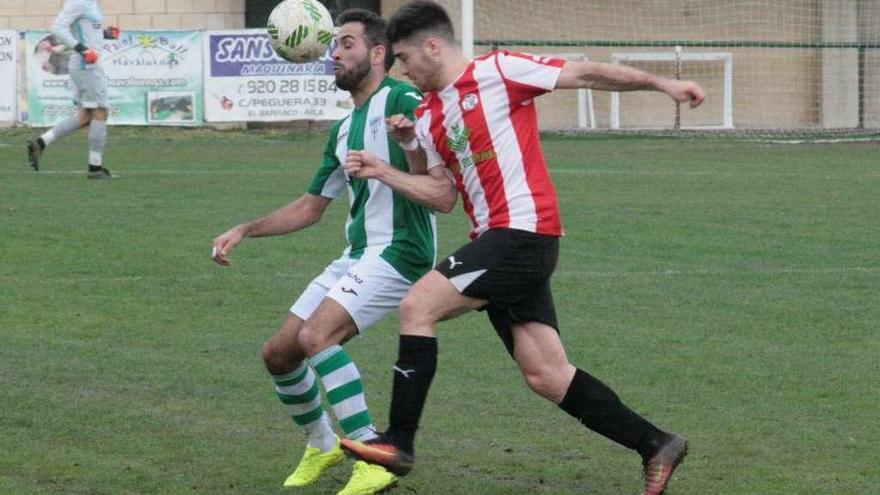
[4,266,876,285]
[549,168,876,179]
[554,266,879,278]
[0,169,291,175]
[4,169,874,179]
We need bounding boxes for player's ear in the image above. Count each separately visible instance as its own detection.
[425,37,441,58]
[371,43,386,67]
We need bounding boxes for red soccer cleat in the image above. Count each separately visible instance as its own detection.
[642,434,688,495]
[340,434,415,476]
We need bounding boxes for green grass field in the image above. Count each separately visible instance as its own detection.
[1,127,878,494]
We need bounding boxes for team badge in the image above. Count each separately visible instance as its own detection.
[461,93,479,111]
[369,116,382,141]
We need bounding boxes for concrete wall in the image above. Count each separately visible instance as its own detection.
[821,0,858,128]
[0,0,246,31]
[859,0,880,128]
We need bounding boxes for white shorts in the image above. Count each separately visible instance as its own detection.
[69,61,108,109]
[290,255,413,332]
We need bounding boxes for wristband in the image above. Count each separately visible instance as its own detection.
[400,137,419,151]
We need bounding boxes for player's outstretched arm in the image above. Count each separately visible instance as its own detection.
[211,194,331,266]
[556,60,705,108]
[345,150,456,213]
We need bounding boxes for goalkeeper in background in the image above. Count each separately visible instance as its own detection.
[27,0,119,179]
[211,9,436,495]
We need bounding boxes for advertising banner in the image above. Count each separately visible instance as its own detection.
[0,30,17,123]
[25,30,203,126]
[204,30,351,122]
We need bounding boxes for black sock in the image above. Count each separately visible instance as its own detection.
[36,137,46,149]
[386,335,437,454]
[559,368,668,461]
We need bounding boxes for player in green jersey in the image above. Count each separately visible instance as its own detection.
[211,9,435,495]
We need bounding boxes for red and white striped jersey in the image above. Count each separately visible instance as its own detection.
[415,50,566,239]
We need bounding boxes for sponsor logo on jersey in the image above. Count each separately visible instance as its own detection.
[446,124,469,153]
[445,124,496,173]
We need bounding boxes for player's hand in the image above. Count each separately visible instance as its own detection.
[345,150,385,179]
[83,49,99,63]
[104,26,121,40]
[212,225,247,266]
[666,80,705,108]
[386,114,417,145]
[74,43,99,64]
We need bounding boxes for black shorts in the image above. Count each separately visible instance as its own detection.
[435,228,559,355]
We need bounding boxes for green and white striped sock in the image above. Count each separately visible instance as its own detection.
[309,345,377,442]
[272,364,337,452]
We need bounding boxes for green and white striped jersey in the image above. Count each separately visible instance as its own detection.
[307,77,437,283]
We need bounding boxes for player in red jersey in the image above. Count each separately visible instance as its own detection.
[341,2,704,494]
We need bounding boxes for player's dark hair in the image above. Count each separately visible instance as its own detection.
[336,8,394,71]
[387,0,456,45]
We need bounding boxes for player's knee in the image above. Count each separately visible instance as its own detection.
[399,292,430,328]
[260,340,281,368]
[261,338,297,373]
[521,366,566,402]
[522,370,551,398]
[297,324,332,357]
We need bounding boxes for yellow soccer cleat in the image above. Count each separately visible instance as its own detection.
[283,438,345,488]
[337,460,398,495]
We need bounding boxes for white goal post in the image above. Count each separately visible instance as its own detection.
[611,50,734,130]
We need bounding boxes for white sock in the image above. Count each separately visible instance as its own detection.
[305,416,338,452]
[88,120,107,166]
[41,115,81,146]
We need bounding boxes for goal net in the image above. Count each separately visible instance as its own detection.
[384,0,880,138]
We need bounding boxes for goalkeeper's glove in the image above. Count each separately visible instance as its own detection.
[74,43,98,64]
[104,26,121,40]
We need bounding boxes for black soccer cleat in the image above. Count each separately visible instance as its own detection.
[87,166,115,179]
[27,140,42,171]
[340,434,415,476]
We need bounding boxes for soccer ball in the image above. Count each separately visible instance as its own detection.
[267,0,334,63]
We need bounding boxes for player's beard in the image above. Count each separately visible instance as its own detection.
[335,55,371,91]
